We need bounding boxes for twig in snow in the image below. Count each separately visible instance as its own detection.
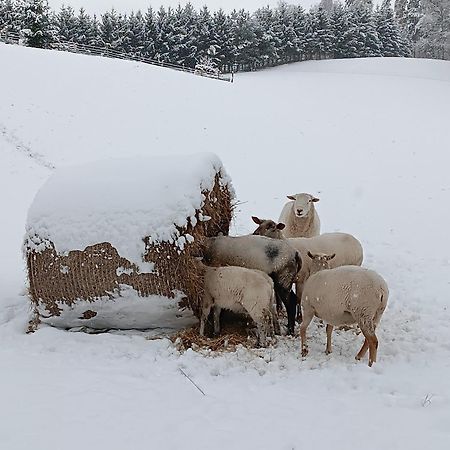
[421,393,433,407]
[179,368,206,396]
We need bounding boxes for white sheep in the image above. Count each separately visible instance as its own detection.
[252,218,363,318]
[200,266,280,346]
[300,252,389,366]
[278,193,320,238]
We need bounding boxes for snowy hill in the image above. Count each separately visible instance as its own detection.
[1,42,450,450]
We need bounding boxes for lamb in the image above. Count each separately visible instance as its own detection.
[202,235,301,335]
[200,266,280,346]
[278,193,320,238]
[252,217,363,318]
[300,252,389,366]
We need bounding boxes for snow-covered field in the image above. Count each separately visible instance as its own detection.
[1,43,450,449]
[47,0,320,15]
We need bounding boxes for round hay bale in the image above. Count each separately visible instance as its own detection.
[25,153,233,329]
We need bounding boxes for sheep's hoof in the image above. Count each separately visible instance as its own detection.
[325,349,332,355]
[301,348,308,357]
[368,360,374,367]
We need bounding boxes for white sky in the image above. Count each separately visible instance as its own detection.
[47,0,321,15]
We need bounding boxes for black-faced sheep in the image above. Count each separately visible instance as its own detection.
[200,266,280,346]
[300,252,389,367]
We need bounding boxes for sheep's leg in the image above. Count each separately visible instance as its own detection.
[367,334,379,367]
[295,281,303,322]
[325,324,333,354]
[256,322,267,347]
[271,308,281,336]
[359,325,378,367]
[299,306,314,357]
[355,338,369,361]
[213,305,221,336]
[199,304,212,336]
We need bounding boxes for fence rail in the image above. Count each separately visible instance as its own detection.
[0,30,233,82]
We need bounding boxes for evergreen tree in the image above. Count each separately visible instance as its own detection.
[74,8,99,46]
[143,7,157,59]
[19,0,55,48]
[292,6,308,58]
[273,2,299,61]
[54,5,77,43]
[306,7,333,59]
[123,10,145,56]
[170,4,198,66]
[351,4,383,56]
[211,9,235,70]
[229,9,258,70]
[330,3,353,58]
[417,0,450,59]
[375,0,408,56]
[253,6,277,64]
[99,8,125,50]
[0,0,19,33]
[154,6,177,62]
[196,5,215,61]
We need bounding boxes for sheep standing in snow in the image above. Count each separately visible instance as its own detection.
[300,252,389,367]
[200,266,280,346]
[278,193,320,238]
[252,217,363,319]
[202,235,301,334]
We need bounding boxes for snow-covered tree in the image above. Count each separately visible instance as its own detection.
[19,0,55,48]
[54,5,77,43]
[253,6,277,64]
[74,8,99,46]
[273,2,299,61]
[99,8,125,50]
[142,7,157,59]
[211,8,235,70]
[0,0,19,33]
[375,0,409,56]
[417,0,450,59]
[122,10,145,56]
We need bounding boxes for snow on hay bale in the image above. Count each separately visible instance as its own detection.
[25,153,233,329]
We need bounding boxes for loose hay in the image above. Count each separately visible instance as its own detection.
[172,324,257,353]
[25,155,233,329]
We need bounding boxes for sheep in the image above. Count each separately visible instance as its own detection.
[199,266,280,346]
[278,193,320,238]
[202,235,301,335]
[252,217,363,319]
[300,252,389,366]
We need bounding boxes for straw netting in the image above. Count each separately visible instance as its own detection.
[27,174,233,323]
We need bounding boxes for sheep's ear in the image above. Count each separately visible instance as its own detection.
[311,197,320,203]
[307,251,314,259]
[326,253,336,260]
[276,222,286,230]
[287,195,296,201]
[251,216,262,225]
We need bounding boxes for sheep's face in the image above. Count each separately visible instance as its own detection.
[252,216,285,239]
[287,193,319,218]
[307,251,335,272]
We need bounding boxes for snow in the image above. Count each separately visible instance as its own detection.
[1,42,450,449]
[25,153,230,271]
[37,285,197,329]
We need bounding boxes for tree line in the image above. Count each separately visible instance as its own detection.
[0,0,420,72]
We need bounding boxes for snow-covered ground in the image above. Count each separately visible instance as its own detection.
[47,0,320,15]
[1,43,450,449]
